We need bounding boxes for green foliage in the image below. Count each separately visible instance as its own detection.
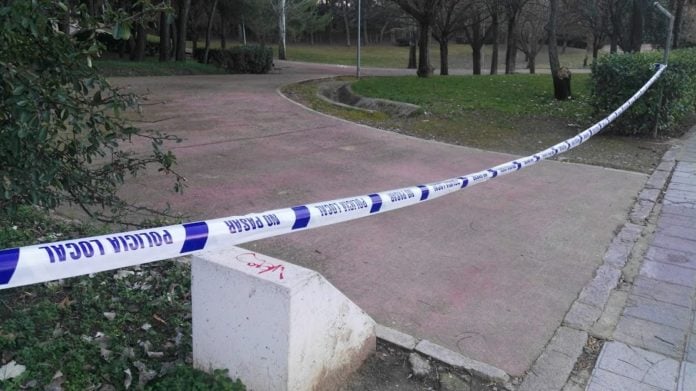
[147,367,245,391]
[589,49,696,136]
[0,0,184,223]
[228,45,273,74]
[193,46,273,74]
[0,210,244,390]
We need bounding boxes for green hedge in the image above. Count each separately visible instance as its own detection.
[193,45,273,74]
[589,48,696,136]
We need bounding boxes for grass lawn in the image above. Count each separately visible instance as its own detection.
[284,43,591,70]
[283,74,677,173]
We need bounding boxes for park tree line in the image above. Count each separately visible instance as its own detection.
[54,0,695,79]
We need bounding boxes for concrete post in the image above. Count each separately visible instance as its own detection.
[192,247,375,391]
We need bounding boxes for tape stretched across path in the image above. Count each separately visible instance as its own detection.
[0,65,667,290]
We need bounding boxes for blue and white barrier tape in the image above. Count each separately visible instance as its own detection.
[0,65,667,290]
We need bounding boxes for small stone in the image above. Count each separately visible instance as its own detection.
[408,352,431,378]
[440,372,470,391]
[141,323,152,331]
[103,312,116,321]
[146,351,164,358]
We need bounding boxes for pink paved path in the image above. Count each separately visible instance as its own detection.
[113,62,646,376]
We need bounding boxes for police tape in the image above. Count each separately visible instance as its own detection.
[0,65,667,290]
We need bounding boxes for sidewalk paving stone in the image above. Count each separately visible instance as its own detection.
[587,368,667,391]
[667,182,696,193]
[623,295,692,330]
[656,224,696,242]
[661,205,696,219]
[651,234,696,256]
[644,246,696,270]
[631,276,694,308]
[658,214,696,229]
[613,316,685,359]
[595,341,679,391]
[639,260,696,288]
[678,362,696,391]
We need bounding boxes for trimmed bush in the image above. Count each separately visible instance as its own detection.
[227,45,273,74]
[589,48,696,136]
[193,45,273,74]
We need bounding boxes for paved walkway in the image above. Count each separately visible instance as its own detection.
[108,63,646,378]
[586,134,696,390]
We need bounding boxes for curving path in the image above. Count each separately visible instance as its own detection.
[112,61,645,376]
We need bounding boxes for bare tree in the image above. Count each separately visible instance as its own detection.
[432,0,471,75]
[394,0,443,77]
[516,0,548,74]
[175,0,191,61]
[462,0,497,75]
[503,0,530,74]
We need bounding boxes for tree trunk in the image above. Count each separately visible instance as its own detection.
[439,40,449,75]
[159,10,170,62]
[408,30,417,69]
[672,0,686,48]
[528,55,535,74]
[363,13,368,45]
[170,21,177,60]
[61,0,71,34]
[220,12,226,49]
[472,45,482,75]
[379,21,389,43]
[278,0,287,59]
[610,34,618,53]
[175,0,191,61]
[629,0,644,53]
[548,0,569,100]
[131,23,146,61]
[504,15,517,74]
[343,5,351,46]
[417,22,433,77]
[204,0,218,63]
[490,12,499,75]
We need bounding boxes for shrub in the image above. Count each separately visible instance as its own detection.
[227,45,273,74]
[0,0,184,221]
[589,48,696,136]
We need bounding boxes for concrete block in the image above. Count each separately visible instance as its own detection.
[578,265,621,308]
[617,222,644,242]
[679,361,696,391]
[640,261,696,289]
[591,290,629,339]
[415,340,509,383]
[596,341,679,391]
[614,316,686,359]
[632,276,694,308]
[638,188,662,203]
[192,248,375,391]
[630,200,655,224]
[375,324,418,351]
[603,241,633,269]
[661,147,679,163]
[564,301,602,331]
[655,161,675,172]
[518,327,586,391]
[645,170,670,190]
[623,294,692,330]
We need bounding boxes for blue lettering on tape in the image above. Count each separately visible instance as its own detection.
[417,185,429,201]
[534,155,541,161]
[513,162,522,170]
[292,206,311,229]
[181,222,209,253]
[487,169,498,178]
[458,177,469,188]
[368,194,382,213]
[0,248,20,285]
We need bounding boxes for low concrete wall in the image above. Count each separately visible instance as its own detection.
[192,247,375,390]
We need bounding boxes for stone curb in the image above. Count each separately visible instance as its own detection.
[517,143,681,391]
[375,324,511,385]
